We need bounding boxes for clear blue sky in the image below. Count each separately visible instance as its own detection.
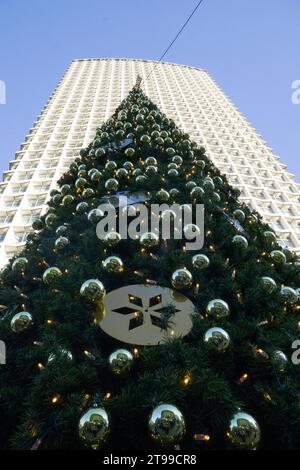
[0,0,299,180]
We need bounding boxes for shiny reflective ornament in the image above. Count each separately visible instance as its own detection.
[48,348,73,364]
[78,407,110,450]
[56,225,67,236]
[140,134,151,144]
[204,327,230,352]
[206,299,230,319]
[62,194,74,205]
[135,175,147,185]
[272,350,288,372]
[203,179,215,192]
[125,147,135,158]
[145,165,157,176]
[140,232,159,248]
[186,181,196,191]
[166,147,175,157]
[116,168,128,179]
[95,147,106,158]
[80,279,106,302]
[75,177,87,189]
[103,231,122,246]
[211,192,221,203]
[156,189,169,202]
[169,188,180,198]
[183,224,201,239]
[161,209,176,221]
[280,286,298,304]
[11,311,34,334]
[91,170,102,182]
[248,214,258,224]
[133,168,142,177]
[45,213,57,227]
[172,155,183,165]
[149,404,186,446]
[43,266,62,285]
[233,209,245,223]
[88,208,104,223]
[12,257,28,273]
[105,178,119,192]
[192,253,210,270]
[145,157,157,166]
[232,235,248,249]
[190,186,204,200]
[263,230,277,243]
[180,204,192,214]
[32,218,44,230]
[102,256,124,273]
[82,188,94,199]
[226,412,261,450]
[108,349,133,376]
[105,161,117,171]
[55,236,69,250]
[167,163,178,170]
[195,159,205,169]
[171,269,193,290]
[167,168,179,177]
[270,250,286,264]
[61,184,71,195]
[76,202,89,213]
[261,276,277,294]
[123,161,134,171]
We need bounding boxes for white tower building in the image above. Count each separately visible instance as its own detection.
[0,58,299,266]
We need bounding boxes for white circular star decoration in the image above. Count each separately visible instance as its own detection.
[99,284,195,345]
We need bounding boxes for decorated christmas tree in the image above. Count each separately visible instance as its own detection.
[1,85,300,450]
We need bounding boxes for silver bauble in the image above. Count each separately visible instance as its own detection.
[80,279,106,301]
[206,299,230,319]
[149,404,186,446]
[12,257,28,273]
[272,350,288,372]
[88,208,104,223]
[55,236,69,250]
[102,256,124,273]
[140,232,159,248]
[108,349,133,376]
[232,235,248,249]
[226,411,261,450]
[42,267,62,285]
[280,286,298,304]
[103,231,122,246]
[270,250,286,264]
[171,269,193,289]
[192,253,210,270]
[105,178,119,192]
[204,327,230,352]
[78,407,110,450]
[11,311,34,333]
[261,276,277,294]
